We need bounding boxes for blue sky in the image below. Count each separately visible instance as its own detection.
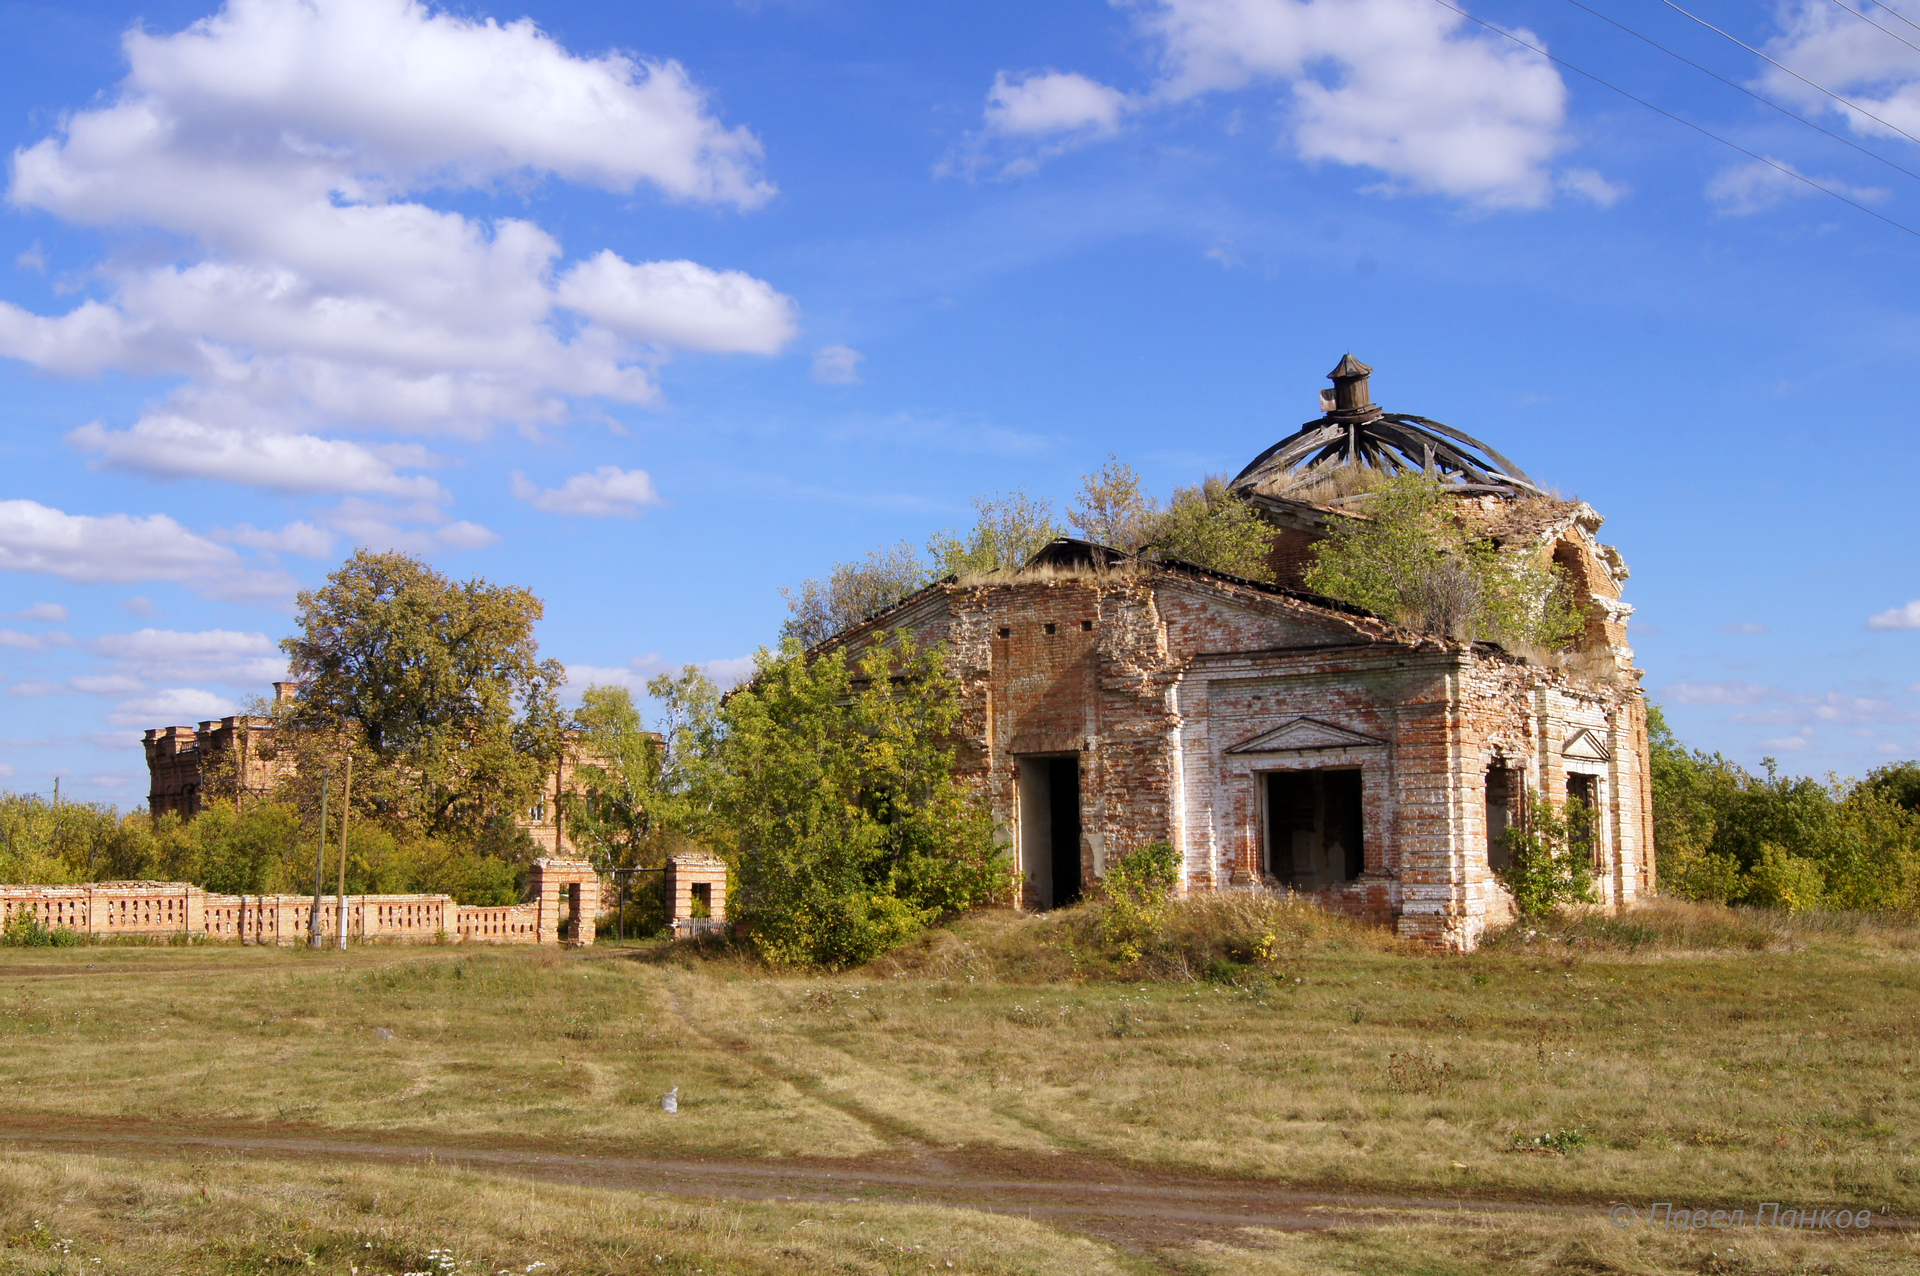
[1,0,1916,804]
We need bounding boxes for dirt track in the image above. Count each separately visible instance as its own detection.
[11,1113,1895,1253]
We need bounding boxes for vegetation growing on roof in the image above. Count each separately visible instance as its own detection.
[1302,473,1585,650]
[780,461,1282,648]
[927,489,1064,578]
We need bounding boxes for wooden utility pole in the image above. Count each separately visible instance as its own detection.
[308,769,329,949]
[335,754,353,952]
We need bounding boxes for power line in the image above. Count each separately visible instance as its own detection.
[1817,0,1920,58]
[1564,0,1920,185]
[1866,0,1920,38]
[1662,0,1920,148]
[1427,0,1920,238]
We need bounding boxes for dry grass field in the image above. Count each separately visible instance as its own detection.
[2,900,1917,1274]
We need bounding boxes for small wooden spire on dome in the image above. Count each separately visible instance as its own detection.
[1325,353,1377,417]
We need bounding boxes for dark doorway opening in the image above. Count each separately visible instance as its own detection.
[1566,773,1600,866]
[1047,759,1082,908]
[1486,762,1520,873]
[1266,769,1364,889]
[1017,755,1082,909]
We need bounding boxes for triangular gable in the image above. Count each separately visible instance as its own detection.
[1227,717,1387,755]
[1562,728,1611,762]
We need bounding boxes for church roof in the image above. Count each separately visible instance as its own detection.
[1230,355,1544,500]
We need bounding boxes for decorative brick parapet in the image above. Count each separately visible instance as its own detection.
[2,879,571,947]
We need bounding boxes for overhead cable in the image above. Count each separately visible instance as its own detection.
[1816,0,1920,58]
[1662,0,1920,148]
[1427,0,1920,238]
[1565,0,1920,184]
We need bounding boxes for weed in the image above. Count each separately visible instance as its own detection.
[1385,1052,1456,1097]
[1510,1127,1589,1153]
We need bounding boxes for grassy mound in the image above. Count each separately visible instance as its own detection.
[871,893,1402,984]
[1481,897,1920,955]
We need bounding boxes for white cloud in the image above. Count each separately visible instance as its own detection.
[812,345,864,384]
[102,0,775,205]
[8,602,69,622]
[94,628,275,663]
[1130,0,1572,207]
[70,417,444,498]
[566,651,754,694]
[0,0,793,492]
[0,629,75,651]
[1721,622,1769,634]
[15,242,45,273]
[1869,599,1920,631]
[71,674,147,696]
[1706,158,1885,215]
[1763,3,1920,143]
[555,254,798,355]
[122,597,159,617]
[108,687,236,728]
[1666,679,1781,707]
[566,653,668,694]
[985,70,1127,137]
[320,496,499,552]
[218,521,336,557]
[7,681,58,698]
[90,628,285,688]
[0,499,293,600]
[511,466,660,517]
[955,70,1131,177]
[0,763,12,778]
[1559,167,1626,207]
[702,655,756,688]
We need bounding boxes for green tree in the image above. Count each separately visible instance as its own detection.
[928,489,1062,577]
[1068,455,1158,552]
[565,668,723,873]
[1821,784,1920,912]
[1145,476,1279,581]
[0,793,127,884]
[715,632,1000,966]
[187,802,305,895]
[1496,791,1597,918]
[279,549,566,838]
[1864,761,1920,814]
[1303,473,1583,649]
[779,542,929,648]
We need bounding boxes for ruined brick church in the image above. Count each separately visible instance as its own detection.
[827,357,1650,950]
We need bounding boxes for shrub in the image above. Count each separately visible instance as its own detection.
[720,632,1002,967]
[2,912,82,948]
[1495,792,1596,918]
[1745,843,1826,914]
[1098,842,1180,964]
